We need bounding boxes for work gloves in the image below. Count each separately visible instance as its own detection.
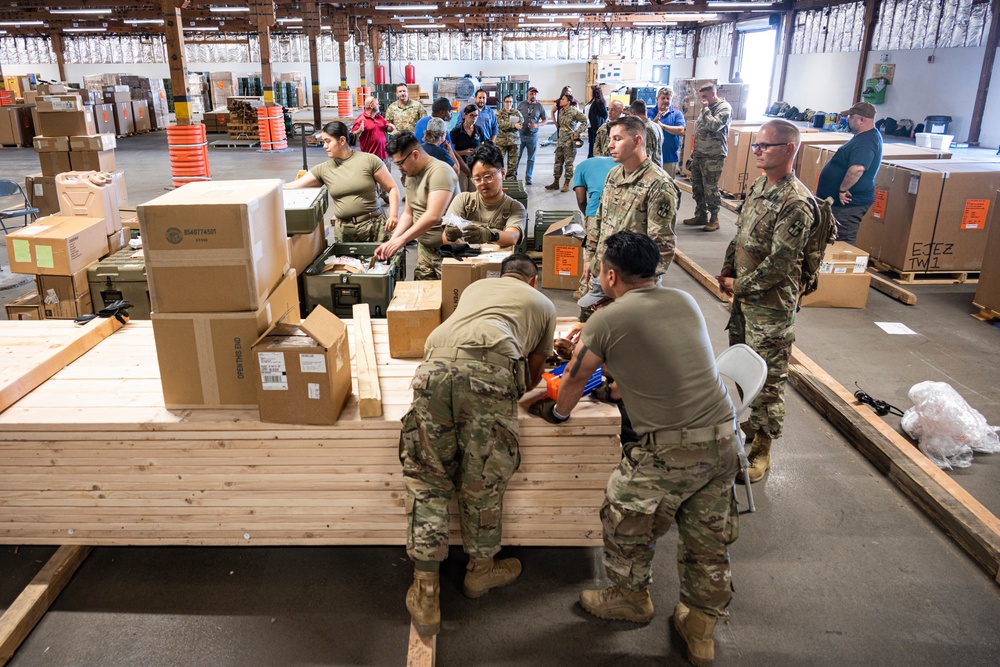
[462,224,499,244]
[528,398,569,424]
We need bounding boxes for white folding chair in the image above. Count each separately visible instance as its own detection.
[716,343,768,513]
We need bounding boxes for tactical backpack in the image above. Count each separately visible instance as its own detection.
[799,195,838,298]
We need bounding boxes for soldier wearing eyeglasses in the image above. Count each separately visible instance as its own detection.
[442,144,526,248]
[716,119,814,485]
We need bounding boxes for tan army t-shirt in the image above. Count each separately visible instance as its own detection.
[581,285,734,434]
[447,193,526,244]
[408,157,461,249]
[309,150,385,219]
[425,276,556,362]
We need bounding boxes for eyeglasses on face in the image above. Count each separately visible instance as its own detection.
[393,150,416,167]
[471,170,501,185]
[750,142,789,152]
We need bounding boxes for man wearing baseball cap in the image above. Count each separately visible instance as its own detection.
[815,101,883,245]
[516,86,548,184]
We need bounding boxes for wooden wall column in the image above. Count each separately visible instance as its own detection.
[252,0,276,105]
[333,20,349,91]
[304,0,322,127]
[161,0,191,126]
[853,0,880,103]
[692,27,702,77]
[50,32,67,82]
[775,10,795,102]
[968,0,1000,145]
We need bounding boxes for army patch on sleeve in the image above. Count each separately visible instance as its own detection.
[656,200,674,218]
[787,217,806,237]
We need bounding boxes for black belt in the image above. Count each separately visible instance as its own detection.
[425,347,516,371]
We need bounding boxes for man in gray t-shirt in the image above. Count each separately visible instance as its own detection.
[529,231,738,667]
[515,87,548,184]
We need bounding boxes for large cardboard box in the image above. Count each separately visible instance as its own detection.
[717,83,750,121]
[718,126,760,198]
[131,100,151,133]
[139,179,290,313]
[110,101,133,136]
[974,190,1000,314]
[799,142,953,195]
[441,252,510,319]
[35,94,83,112]
[151,270,300,409]
[541,219,585,290]
[800,242,871,308]
[33,135,70,152]
[388,280,442,358]
[287,224,326,276]
[38,151,71,177]
[69,133,117,152]
[792,133,852,176]
[1,106,35,146]
[69,149,117,173]
[5,216,108,276]
[25,174,59,217]
[37,83,67,95]
[251,305,352,425]
[856,161,1000,273]
[5,291,43,321]
[103,90,131,105]
[37,109,97,138]
[93,103,116,134]
[673,78,718,121]
[41,290,93,320]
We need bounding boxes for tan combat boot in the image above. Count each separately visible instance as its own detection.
[561,179,571,192]
[406,570,441,637]
[579,585,654,623]
[703,214,720,232]
[683,213,707,226]
[463,557,522,598]
[673,602,717,667]
[545,179,560,190]
[746,432,772,483]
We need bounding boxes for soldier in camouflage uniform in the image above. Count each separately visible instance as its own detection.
[400,254,556,638]
[530,231,739,667]
[545,93,588,192]
[684,83,732,232]
[718,119,814,484]
[384,82,427,135]
[592,100,623,158]
[495,95,524,176]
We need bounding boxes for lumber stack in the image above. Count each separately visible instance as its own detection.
[0,321,620,547]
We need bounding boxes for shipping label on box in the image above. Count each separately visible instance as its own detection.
[151,270,300,409]
[5,216,107,276]
[388,280,442,358]
[41,291,93,320]
[541,220,585,290]
[252,305,353,426]
[25,174,59,217]
[139,179,290,313]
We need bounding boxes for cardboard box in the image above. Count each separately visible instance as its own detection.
[33,135,70,152]
[41,290,93,320]
[139,179,290,313]
[110,101,133,135]
[1,106,35,146]
[974,190,1000,314]
[107,228,127,255]
[103,90,131,105]
[37,83,67,95]
[38,151,71,177]
[799,242,871,309]
[856,160,1000,273]
[441,252,510,319]
[287,224,326,276]
[69,149,117,173]
[56,171,122,236]
[251,305,352,425]
[5,291,43,321]
[131,100,151,133]
[24,174,58,217]
[69,133,117,152]
[718,126,760,198]
[37,109,97,138]
[792,133,852,176]
[799,142,954,195]
[5,216,108,276]
[38,265,92,302]
[541,219,585,290]
[110,170,128,207]
[717,83,750,121]
[151,270,301,409]
[35,94,83,112]
[94,103,116,134]
[388,280,442,358]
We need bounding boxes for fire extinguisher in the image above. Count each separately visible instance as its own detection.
[405,63,416,85]
[375,65,386,85]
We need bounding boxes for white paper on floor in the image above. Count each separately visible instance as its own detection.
[875,322,918,335]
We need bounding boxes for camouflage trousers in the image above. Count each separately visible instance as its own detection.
[601,425,740,618]
[689,156,725,217]
[399,359,521,562]
[553,143,578,183]
[726,301,796,438]
[414,242,442,281]
[575,214,599,300]
[498,142,520,175]
[337,212,387,243]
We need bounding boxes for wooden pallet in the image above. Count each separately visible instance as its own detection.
[870,260,980,285]
[971,302,1000,322]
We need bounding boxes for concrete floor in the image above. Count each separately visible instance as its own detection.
[1,133,1000,666]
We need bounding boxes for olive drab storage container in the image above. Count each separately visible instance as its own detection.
[88,247,151,319]
[283,186,328,234]
[303,242,404,318]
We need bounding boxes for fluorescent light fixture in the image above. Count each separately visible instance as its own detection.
[519,23,568,28]
[0,30,7,34]
[402,24,440,29]
[50,8,112,14]
[128,19,165,25]
[707,2,775,7]
[541,14,580,20]
[321,25,331,29]
[64,27,108,32]
[634,21,678,26]
[376,4,437,10]
[661,12,719,19]
[397,15,434,20]
[540,3,604,9]
[184,26,220,31]
[210,5,251,11]
[0,20,44,26]
[277,18,303,23]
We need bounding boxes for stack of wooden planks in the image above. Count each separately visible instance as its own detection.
[0,320,620,547]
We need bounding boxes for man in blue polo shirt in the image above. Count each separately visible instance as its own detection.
[648,86,686,178]
[572,155,616,299]
[474,89,498,143]
[815,101,883,245]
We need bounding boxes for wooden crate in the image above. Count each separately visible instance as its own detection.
[0,321,620,547]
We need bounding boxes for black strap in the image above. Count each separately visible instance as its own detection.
[853,383,905,417]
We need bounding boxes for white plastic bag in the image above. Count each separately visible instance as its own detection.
[901,381,1000,470]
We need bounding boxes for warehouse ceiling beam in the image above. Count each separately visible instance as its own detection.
[49,31,68,82]
[775,9,794,101]
[967,0,1000,146]
[852,0,880,103]
[305,0,323,127]
[252,0,277,105]
[161,0,192,126]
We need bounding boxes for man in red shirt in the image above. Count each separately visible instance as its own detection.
[352,96,396,164]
